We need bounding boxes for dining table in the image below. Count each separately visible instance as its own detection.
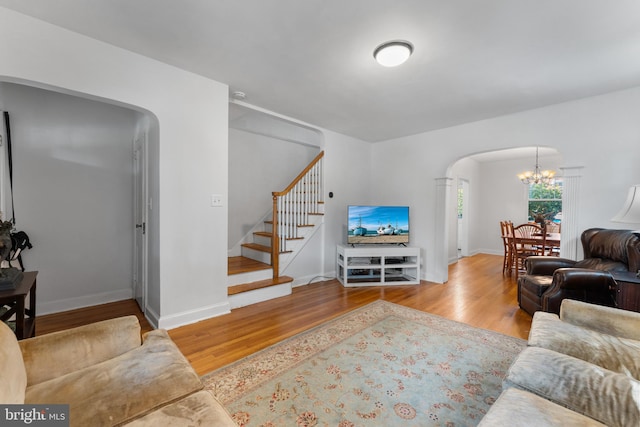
[505,231,561,247]
[531,232,561,248]
[505,229,562,279]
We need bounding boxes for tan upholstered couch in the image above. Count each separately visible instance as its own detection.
[480,299,640,426]
[0,316,236,426]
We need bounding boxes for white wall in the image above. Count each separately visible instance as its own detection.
[372,87,640,283]
[0,83,139,313]
[228,127,320,251]
[321,129,373,276]
[0,7,229,328]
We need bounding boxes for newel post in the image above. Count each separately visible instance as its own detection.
[271,193,280,279]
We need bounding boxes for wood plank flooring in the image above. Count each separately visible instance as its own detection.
[36,253,531,376]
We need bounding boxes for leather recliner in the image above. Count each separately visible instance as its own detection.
[517,228,640,315]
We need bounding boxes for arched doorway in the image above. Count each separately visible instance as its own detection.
[436,147,581,283]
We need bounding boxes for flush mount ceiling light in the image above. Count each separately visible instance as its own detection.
[373,40,413,67]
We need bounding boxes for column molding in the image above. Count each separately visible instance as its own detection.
[434,177,453,283]
[558,166,584,259]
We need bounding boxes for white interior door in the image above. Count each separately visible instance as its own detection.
[133,135,148,311]
[457,179,470,258]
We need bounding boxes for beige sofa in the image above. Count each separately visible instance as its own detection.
[480,299,640,426]
[0,315,236,426]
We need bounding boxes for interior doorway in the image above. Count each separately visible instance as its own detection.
[133,134,148,312]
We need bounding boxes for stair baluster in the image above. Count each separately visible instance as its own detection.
[272,151,324,278]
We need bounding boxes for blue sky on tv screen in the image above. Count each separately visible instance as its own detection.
[348,206,409,231]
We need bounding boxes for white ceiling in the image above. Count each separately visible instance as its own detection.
[2,0,640,142]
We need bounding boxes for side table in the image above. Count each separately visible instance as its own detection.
[0,271,38,339]
[611,270,640,312]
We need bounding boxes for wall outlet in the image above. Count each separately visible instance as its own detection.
[211,194,223,207]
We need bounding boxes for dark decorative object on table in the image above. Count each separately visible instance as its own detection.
[0,219,23,290]
[531,211,553,234]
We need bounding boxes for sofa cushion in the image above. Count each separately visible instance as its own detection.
[19,315,142,386]
[529,311,640,379]
[583,229,637,264]
[560,299,640,341]
[478,388,605,427]
[519,275,553,297]
[25,329,202,427]
[124,390,236,426]
[574,258,627,272]
[0,321,27,404]
[505,347,640,427]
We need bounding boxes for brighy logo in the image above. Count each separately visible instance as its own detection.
[4,407,47,424]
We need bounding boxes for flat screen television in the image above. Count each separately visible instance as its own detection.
[348,205,409,245]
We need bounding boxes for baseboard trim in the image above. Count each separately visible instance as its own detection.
[155,301,231,330]
[39,288,134,316]
[291,272,335,287]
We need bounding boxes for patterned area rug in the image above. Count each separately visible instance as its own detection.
[202,300,525,426]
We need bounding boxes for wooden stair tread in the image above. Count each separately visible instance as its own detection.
[241,242,292,254]
[228,256,271,275]
[253,231,272,237]
[228,276,294,296]
[241,242,271,253]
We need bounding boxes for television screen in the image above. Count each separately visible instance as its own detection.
[348,205,409,244]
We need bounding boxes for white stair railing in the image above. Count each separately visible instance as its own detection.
[271,151,324,278]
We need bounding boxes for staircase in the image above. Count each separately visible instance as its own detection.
[228,152,324,308]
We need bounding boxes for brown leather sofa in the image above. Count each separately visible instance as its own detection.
[517,228,640,315]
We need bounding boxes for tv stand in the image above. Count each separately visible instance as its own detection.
[336,244,420,287]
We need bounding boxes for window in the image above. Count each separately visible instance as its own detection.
[528,180,562,222]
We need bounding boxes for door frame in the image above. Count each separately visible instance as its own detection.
[457,179,470,258]
[133,134,148,312]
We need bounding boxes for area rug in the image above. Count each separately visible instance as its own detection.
[202,300,526,426]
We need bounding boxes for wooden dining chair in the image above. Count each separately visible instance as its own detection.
[545,221,560,233]
[500,220,513,275]
[544,221,561,256]
[510,223,546,280]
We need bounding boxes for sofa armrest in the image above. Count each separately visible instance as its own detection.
[560,299,640,341]
[525,256,577,275]
[542,268,616,314]
[19,315,142,386]
[505,347,640,427]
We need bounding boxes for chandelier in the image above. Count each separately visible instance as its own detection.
[518,147,555,185]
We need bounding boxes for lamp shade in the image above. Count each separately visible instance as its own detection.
[612,185,640,223]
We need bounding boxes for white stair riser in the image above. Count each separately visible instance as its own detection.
[241,246,271,264]
[253,234,272,247]
[229,283,291,309]
[227,269,272,287]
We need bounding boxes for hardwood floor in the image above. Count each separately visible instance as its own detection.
[36,253,532,376]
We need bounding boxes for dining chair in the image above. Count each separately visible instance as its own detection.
[544,221,561,256]
[500,220,513,275]
[545,221,560,233]
[510,223,546,280]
